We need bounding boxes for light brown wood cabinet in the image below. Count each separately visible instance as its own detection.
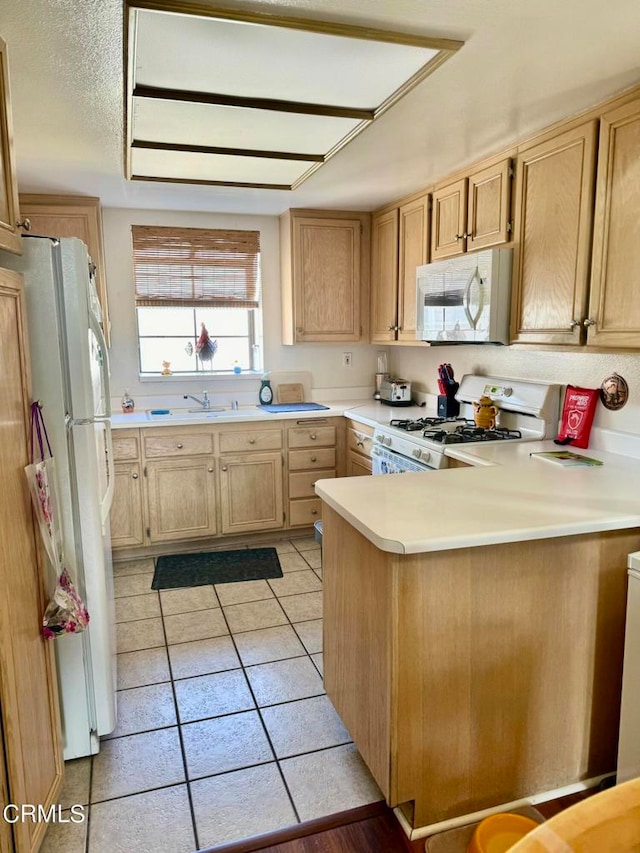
[280,209,370,344]
[111,462,145,547]
[0,267,63,852]
[370,194,430,343]
[510,122,598,346]
[345,419,374,475]
[219,452,284,535]
[18,194,112,346]
[0,38,22,255]
[146,455,218,543]
[285,419,343,528]
[587,96,640,348]
[431,159,512,261]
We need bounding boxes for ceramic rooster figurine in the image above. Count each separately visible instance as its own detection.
[196,323,218,363]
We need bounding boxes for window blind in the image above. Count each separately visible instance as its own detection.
[132,225,260,308]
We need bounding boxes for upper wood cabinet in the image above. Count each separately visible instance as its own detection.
[586,97,640,348]
[370,193,430,343]
[280,209,370,344]
[18,194,112,346]
[0,38,23,254]
[431,160,512,260]
[510,121,598,346]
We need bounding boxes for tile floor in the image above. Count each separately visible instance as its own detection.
[41,537,382,853]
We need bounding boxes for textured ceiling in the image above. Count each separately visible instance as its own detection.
[2,0,640,214]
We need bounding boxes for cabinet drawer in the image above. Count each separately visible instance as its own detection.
[144,433,214,458]
[289,469,335,499]
[219,429,282,453]
[347,425,374,459]
[288,425,336,449]
[289,498,322,527]
[288,448,336,471]
[113,435,140,461]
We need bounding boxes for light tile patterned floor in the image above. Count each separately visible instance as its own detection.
[40,537,382,853]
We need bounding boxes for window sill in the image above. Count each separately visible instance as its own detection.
[138,372,261,382]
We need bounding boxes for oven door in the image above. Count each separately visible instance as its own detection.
[371,444,434,474]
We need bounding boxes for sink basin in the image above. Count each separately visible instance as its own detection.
[146,408,226,420]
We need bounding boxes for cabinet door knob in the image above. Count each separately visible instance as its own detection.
[221,465,228,472]
[311,509,318,516]
[387,325,399,331]
[310,456,317,462]
[583,318,596,327]
[355,439,364,447]
[454,233,468,240]
[569,319,580,329]
[208,467,214,473]
[16,217,31,231]
[296,327,304,334]
[132,473,139,479]
[248,438,256,444]
[176,443,184,449]
[310,434,317,440]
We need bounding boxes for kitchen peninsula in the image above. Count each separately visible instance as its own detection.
[315,448,640,837]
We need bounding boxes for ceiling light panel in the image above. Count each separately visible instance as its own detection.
[134,10,439,109]
[132,98,364,154]
[131,147,310,186]
[125,4,463,189]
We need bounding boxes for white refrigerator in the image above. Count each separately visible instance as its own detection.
[1,236,117,758]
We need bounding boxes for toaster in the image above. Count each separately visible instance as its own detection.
[379,377,412,406]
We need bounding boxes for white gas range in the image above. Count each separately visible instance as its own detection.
[371,375,562,473]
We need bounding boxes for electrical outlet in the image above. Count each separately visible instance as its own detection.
[342,352,352,367]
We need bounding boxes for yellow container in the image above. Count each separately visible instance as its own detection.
[467,813,539,853]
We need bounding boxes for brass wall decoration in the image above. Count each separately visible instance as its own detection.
[600,373,629,410]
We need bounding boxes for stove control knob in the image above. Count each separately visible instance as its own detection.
[503,387,513,397]
[384,436,392,447]
[412,449,421,459]
[420,450,431,462]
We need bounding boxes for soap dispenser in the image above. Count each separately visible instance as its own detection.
[121,389,135,414]
[259,372,273,405]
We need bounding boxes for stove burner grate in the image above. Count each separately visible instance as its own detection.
[390,416,464,432]
[423,423,523,444]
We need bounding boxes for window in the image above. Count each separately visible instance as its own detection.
[132,225,262,375]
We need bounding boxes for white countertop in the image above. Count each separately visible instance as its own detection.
[315,439,640,554]
[111,400,371,429]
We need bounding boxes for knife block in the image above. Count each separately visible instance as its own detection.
[437,395,460,418]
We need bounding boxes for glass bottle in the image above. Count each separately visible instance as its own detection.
[121,389,135,414]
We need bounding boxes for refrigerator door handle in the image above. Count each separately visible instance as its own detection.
[88,306,111,419]
[102,421,115,525]
[67,415,111,427]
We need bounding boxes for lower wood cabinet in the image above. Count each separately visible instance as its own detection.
[111,462,144,547]
[146,456,217,543]
[345,419,374,476]
[219,452,284,535]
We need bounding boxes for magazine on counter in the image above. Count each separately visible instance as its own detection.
[529,450,604,467]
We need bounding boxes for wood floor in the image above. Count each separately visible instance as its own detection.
[203,787,602,853]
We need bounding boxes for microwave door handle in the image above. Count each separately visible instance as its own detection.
[463,269,484,330]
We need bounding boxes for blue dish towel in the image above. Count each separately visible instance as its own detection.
[258,403,330,413]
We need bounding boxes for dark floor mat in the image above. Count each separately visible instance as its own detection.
[151,547,283,590]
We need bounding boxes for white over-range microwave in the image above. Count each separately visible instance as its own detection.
[416,247,512,344]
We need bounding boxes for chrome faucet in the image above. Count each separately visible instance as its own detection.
[183,391,211,411]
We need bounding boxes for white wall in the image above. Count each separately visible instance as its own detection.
[389,345,640,433]
[102,208,383,404]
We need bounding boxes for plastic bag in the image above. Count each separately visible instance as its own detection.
[42,569,90,639]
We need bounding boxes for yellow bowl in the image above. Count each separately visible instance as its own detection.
[468,813,539,853]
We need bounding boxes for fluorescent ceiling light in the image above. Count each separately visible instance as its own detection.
[125,3,464,190]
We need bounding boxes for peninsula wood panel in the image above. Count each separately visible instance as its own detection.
[0,268,63,853]
[321,506,639,831]
[18,194,111,345]
[370,208,399,342]
[111,463,145,547]
[146,456,217,542]
[0,38,22,254]
[587,97,640,348]
[397,195,429,340]
[219,452,284,534]
[467,159,512,251]
[323,507,392,796]
[431,178,467,260]
[510,121,597,345]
